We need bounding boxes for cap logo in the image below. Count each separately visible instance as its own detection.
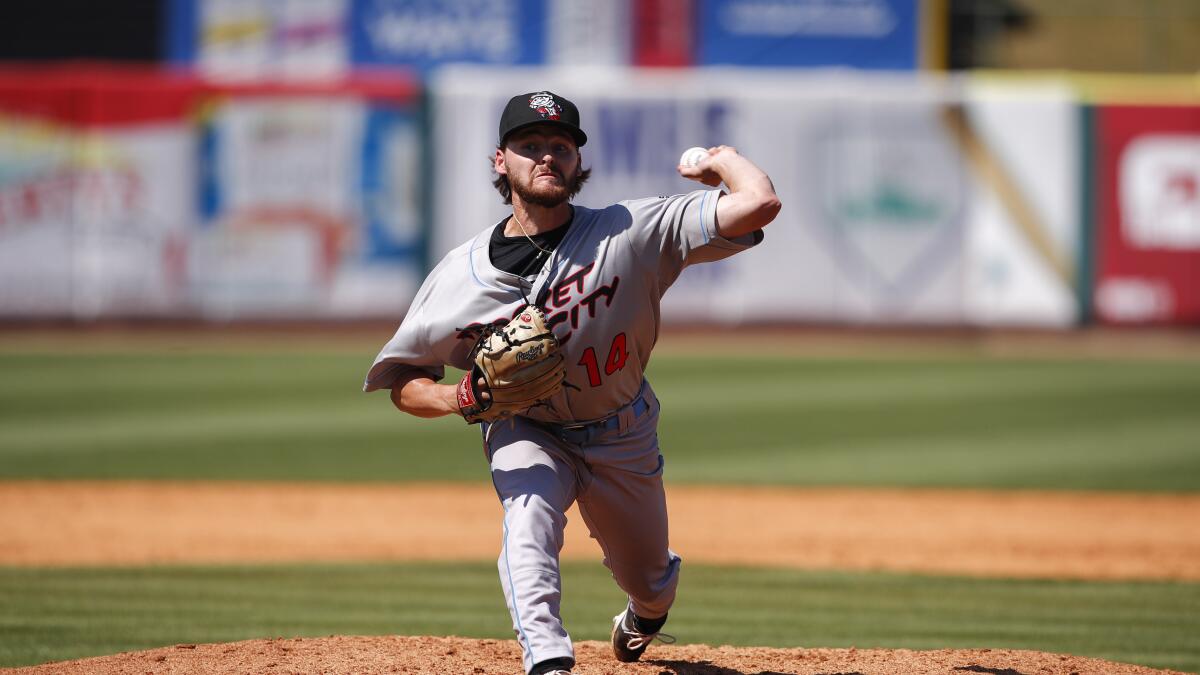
[529,93,561,121]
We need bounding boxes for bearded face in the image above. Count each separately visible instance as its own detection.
[498,127,583,208]
[509,162,578,207]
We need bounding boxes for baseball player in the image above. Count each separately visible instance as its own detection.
[364,91,780,675]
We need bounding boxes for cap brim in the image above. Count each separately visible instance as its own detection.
[501,120,587,147]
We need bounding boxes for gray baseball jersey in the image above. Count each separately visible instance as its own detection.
[365,188,755,416]
[365,187,759,674]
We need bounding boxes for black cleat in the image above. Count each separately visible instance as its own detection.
[610,604,675,662]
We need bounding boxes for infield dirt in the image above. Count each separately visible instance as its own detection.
[3,481,1198,580]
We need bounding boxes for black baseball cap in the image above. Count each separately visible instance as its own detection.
[498,91,587,147]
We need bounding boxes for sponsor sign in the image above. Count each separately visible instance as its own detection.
[167,0,351,79]
[958,81,1081,327]
[431,68,1081,326]
[0,68,197,318]
[697,0,920,69]
[349,0,546,71]
[1095,105,1200,324]
[1119,135,1200,250]
[193,90,422,318]
[632,0,695,67]
[0,67,424,320]
[809,105,968,311]
[547,0,630,66]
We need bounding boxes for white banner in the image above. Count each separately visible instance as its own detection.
[191,95,423,319]
[196,0,351,80]
[431,67,1081,326]
[0,117,194,318]
[546,0,630,66]
[960,79,1080,327]
[0,86,423,320]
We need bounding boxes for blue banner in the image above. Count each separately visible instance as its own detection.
[360,105,424,264]
[350,0,547,71]
[698,0,919,69]
[163,0,199,65]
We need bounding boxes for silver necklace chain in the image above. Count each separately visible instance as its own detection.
[511,214,554,257]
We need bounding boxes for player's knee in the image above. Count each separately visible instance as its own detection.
[498,496,569,560]
[614,553,681,614]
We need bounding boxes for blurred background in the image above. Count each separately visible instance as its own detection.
[0,0,1195,328]
[1,3,1199,671]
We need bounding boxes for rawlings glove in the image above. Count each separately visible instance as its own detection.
[456,305,565,424]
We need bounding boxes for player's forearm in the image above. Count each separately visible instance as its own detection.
[390,373,460,419]
[679,146,780,239]
[710,150,781,239]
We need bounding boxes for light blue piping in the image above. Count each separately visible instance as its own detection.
[468,234,490,288]
[502,505,536,668]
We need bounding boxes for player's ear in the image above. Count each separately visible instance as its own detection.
[494,147,507,176]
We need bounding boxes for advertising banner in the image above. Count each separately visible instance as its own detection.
[0,67,424,320]
[166,0,352,79]
[633,0,696,66]
[191,79,423,318]
[1094,105,1200,324]
[697,0,920,69]
[958,80,1082,327]
[546,0,631,66]
[0,67,197,318]
[431,68,1081,326]
[349,0,547,72]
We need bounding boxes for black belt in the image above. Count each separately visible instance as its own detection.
[534,394,650,445]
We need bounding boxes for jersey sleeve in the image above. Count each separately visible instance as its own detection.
[363,227,517,393]
[621,189,761,288]
[362,278,446,392]
[362,242,480,393]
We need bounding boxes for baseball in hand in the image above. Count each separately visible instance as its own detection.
[679,146,709,168]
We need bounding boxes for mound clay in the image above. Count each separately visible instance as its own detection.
[7,635,1188,675]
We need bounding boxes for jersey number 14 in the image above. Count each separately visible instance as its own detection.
[577,333,629,387]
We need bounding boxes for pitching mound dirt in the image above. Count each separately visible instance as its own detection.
[6,636,1187,675]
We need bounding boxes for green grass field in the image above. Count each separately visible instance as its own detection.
[1,344,1198,671]
[1,351,1198,489]
[2,563,1198,671]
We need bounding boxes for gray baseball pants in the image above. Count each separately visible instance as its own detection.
[483,382,681,673]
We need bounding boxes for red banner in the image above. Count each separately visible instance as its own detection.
[1095,105,1200,324]
[0,64,197,127]
[632,0,695,67]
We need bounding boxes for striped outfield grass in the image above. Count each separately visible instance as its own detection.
[0,562,1197,672]
[1,347,1198,672]
[0,351,1198,490]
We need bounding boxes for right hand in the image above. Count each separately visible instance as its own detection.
[678,145,733,187]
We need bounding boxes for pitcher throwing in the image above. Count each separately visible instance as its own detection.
[364,91,781,675]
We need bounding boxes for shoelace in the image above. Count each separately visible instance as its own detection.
[619,624,677,651]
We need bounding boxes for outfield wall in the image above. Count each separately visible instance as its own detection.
[0,65,1196,326]
[0,65,424,320]
[0,67,197,319]
[432,68,1083,327]
[1092,104,1200,325]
